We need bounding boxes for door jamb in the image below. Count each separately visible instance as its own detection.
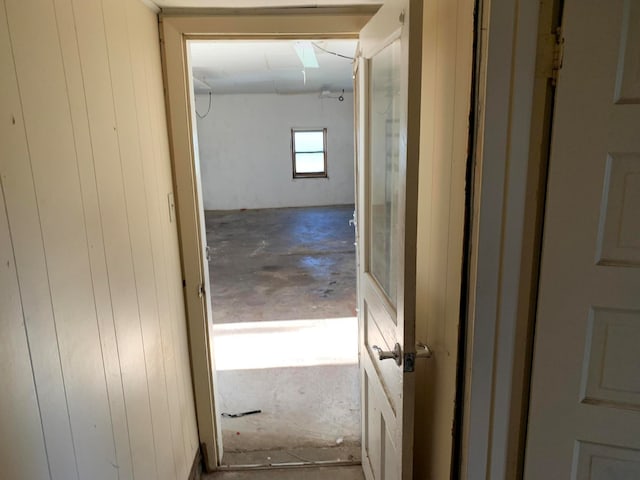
[158,8,377,472]
[460,0,561,477]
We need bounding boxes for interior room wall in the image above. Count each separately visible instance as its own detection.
[194,91,355,210]
[413,0,474,477]
[0,0,198,479]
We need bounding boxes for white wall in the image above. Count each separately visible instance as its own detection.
[195,92,355,210]
[413,0,474,477]
[0,0,198,479]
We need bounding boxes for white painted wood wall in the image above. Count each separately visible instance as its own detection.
[0,0,199,479]
[414,0,474,477]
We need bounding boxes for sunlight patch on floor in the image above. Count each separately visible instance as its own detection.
[212,317,358,371]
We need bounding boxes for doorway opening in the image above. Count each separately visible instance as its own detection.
[188,39,361,468]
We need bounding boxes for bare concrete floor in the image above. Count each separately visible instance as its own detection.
[204,465,365,480]
[205,205,360,464]
[206,205,357,323]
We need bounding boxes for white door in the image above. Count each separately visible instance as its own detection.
[355,1,423,478]
[525,0,640,477]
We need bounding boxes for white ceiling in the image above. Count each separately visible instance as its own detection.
[189,39,358,95]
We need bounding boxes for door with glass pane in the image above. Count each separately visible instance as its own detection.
[355,1,422,478]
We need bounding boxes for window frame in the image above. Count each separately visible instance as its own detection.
[291,127,328,178]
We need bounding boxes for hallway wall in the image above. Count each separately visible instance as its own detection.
[414,0,474,477]
[194,92,355,210]
[0,0,198,479]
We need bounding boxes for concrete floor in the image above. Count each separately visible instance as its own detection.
[205,205,360,464]
[205,205,357,323]
[204,466,365,480]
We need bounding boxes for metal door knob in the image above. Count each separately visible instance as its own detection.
[372,343,402,365]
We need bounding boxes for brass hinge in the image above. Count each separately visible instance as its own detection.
[551,26,564,85]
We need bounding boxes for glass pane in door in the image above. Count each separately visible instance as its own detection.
[368,39,401,307]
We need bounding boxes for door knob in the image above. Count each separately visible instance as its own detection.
[372,343,402,366]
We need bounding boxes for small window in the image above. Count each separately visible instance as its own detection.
[291,128,327,178]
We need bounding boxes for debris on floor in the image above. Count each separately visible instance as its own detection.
[222,409,262,418]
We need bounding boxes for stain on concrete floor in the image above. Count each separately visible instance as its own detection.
[204,465,365,480]
[206,205,360,463]
[206,205,357,323]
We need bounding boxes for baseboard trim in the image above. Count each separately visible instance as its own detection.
[188,447,203,480]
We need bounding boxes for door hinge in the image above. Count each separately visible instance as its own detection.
[198,282,205,298]
[551,26,564,85]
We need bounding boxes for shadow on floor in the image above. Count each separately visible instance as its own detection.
[206,205,360,464]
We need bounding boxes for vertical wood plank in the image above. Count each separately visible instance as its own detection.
[126,0,190,475]
[4,0,118,478]
[1,1,199,478]
[414,0,473,477]
[0,2,78,479]
[51,0,135,477]
[0,183,51,480]
[145,13,200,466]
[68,0,157,477]
[102,0,177,477]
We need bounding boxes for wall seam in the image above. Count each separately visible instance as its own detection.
[50,1,121,475]
[67,0,137,475]
[2,2,81,477]
[121,0,179,476]
[99,0,160,476]
[0,177,53,480]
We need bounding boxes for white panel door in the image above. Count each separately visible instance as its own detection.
[525,0,640,477]
[356,1,423,478]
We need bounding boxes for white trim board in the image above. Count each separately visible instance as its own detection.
[461,0,554,477]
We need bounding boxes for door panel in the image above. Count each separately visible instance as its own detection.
[356,1,423,478]
[525,0,640,477]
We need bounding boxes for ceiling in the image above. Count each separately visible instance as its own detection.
[189,39,358,95]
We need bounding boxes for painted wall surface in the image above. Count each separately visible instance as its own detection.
[0,0,198,479]
[195,92,355,210]
[413,0,474,477]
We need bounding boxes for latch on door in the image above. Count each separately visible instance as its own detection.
[403,342,434,372]
[372,343,402,366]
[416,342,432,358]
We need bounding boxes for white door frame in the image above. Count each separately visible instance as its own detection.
[158,8,376,471]
[461,0,561,477]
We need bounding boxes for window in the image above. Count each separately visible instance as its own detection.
[291,128,327,178]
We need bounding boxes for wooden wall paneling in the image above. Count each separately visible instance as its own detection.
[414,0,473,477]
[125,0,190,475]
[413,0,437,471]
[68,0,157,477]
[0,4,77,479]
[1,0,199,478]
[144,12,200,462]
[4,0,118,478]
[0,7,84,480]
[102,0,177,478]
[419,0,458,472]
[0,180,51,480]
[50,0,135,477]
